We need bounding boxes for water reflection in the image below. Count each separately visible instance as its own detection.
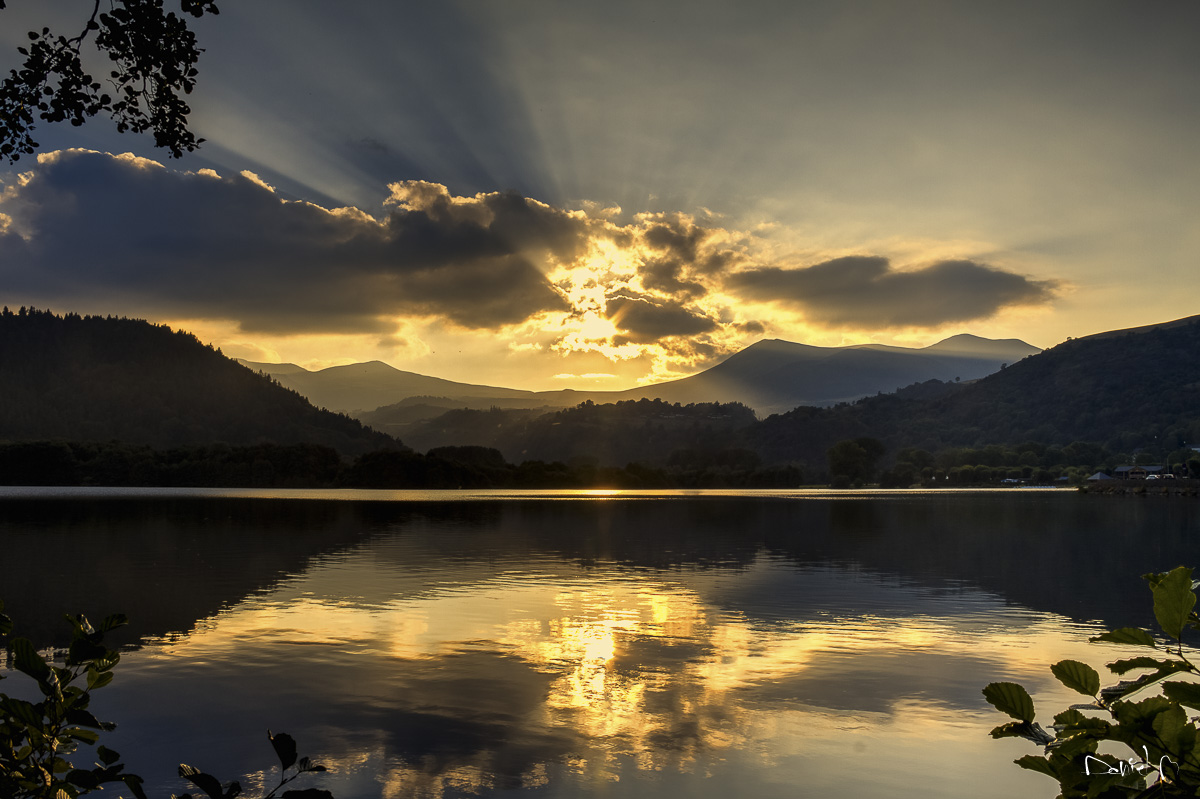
[100,551,1079,798]
[3,491,1198,798]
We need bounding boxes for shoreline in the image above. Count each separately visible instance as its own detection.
[1080,480,1200,497]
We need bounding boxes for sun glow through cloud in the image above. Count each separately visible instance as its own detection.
[0,149,1064,388]
[0,0,1195,390]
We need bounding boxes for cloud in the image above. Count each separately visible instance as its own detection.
[0,150,1063,386]
[605,295,719,343]
[0,150,574,334]
[726,256,1058,328]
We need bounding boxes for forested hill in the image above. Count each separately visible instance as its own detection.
[750,314,1200,463]
[0,308,399,455]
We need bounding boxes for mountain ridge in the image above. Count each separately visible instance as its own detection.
[242,333,1039,417]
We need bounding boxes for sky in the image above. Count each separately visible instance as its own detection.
[1,1,1198,391]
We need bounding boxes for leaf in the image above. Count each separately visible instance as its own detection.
[67,636,108,666]
[1151,703,1194,753]
[1054,707,1087,726]
[990,720,1053,744]
[1014,755,1057,778]
[990,721,1031,738]
[1110,694,1173,729]
[1106,656,1191,676]
[178,764,225,799]
[982,681,1035,723]
[65,708,108,729]
[1051,660,1100,696]
[97,613,128,633]
[1052,707,1111,736]
[121,774,148,799]
[65,727,100,744]
[11,637,51,681]
[87,669,115,690]
[66,768,101,789]
[68,614,96,637]
[1051,731,1102,760]
[97,745,121,766]
[1162,680,1200,710]
[1151,566,1195,640]
[269,730,298,770]
[1,696,44,727]
[1100,674,1166,703]
[1089,627,1157,647]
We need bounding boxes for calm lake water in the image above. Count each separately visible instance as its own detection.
[2,487,1199,798]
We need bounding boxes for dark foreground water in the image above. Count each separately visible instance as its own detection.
[2,487,1198,799]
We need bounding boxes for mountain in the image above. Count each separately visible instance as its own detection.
[245,334,1038,417]
[614,334,1039,414]
[237,359,543,414]
[749,313,1200,465]
[0,309,399,455]
[379,314,1200,470]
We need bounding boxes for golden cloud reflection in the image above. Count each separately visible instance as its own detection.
[132,555,1092,797]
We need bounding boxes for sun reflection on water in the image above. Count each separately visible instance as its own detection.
[115,550,1083,798]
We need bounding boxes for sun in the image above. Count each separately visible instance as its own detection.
[577,312,618,340]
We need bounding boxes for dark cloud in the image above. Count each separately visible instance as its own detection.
[0,150,574,333]
[736,320,766,336]
[640,257,708,298]
[634,216,741,300]
[726,255,1058,328]
[605,295,719,343]
[642,221,704,263]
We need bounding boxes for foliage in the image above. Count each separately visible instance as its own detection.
[0,308,398,456]
[0,600,333,799]
[0,600,147,799]
[984,566,1200,797]
[174,731,330,799]
[826,437,885,487]
[0,0,218,161]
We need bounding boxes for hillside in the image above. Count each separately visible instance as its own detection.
[749,314,1200,465]
[388,314,1200,472]
[0,308,400,455]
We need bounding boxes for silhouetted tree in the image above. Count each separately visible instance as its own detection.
[0,0,219,161]
[827,437,885,486]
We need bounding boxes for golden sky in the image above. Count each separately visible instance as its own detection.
[1,2,1197,391]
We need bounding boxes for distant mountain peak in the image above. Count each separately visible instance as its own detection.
[922,334,1040,358]
[323,360,404,375]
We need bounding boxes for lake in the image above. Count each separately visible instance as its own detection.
[2,487,1198,798]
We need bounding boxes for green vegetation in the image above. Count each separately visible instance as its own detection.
[3,308,1200,488]
[0,439,803,490]
[826,437,885,488]
[0,600,332,799]
[0,308,396,456]
[984,566,1200,797]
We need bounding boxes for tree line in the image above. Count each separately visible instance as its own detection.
[0,440,804,490]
